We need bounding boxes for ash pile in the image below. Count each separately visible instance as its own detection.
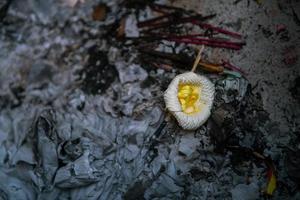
[0,0,299,199]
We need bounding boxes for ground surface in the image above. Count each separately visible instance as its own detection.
[0,0,299,200]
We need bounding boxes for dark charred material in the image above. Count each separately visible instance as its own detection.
[78,46,118,94]
[290,76,300,104]
[0,0,299,199]
[0,0,12,22]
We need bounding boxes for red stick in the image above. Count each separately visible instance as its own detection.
[222,60,247,75]
[201,23,242,38]
[168,38,242,50]
[191,21,242,39]
[170,36,245,46]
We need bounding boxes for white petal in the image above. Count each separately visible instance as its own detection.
[164,72,215,130]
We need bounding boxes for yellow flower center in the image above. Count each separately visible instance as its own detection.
[177,83,201,115]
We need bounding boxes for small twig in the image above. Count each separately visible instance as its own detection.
[140,15,215,32]
[138,13,175,28]
[150,3,194,15]
[191,45,205,72]
[199,61,224,73]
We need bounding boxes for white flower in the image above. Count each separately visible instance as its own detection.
[164,72,215,130]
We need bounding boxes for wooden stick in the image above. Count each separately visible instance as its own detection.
[191,45,205,72]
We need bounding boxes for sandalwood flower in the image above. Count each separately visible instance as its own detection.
[164,72,215,130]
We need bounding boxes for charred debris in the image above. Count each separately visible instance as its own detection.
[0,0,299,199]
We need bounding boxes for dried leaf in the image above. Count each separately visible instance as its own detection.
[117,17,126,38]
[92,4,107,21]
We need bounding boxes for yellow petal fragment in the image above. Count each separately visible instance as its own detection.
[177,83,201,115]
[266,171,276,195]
